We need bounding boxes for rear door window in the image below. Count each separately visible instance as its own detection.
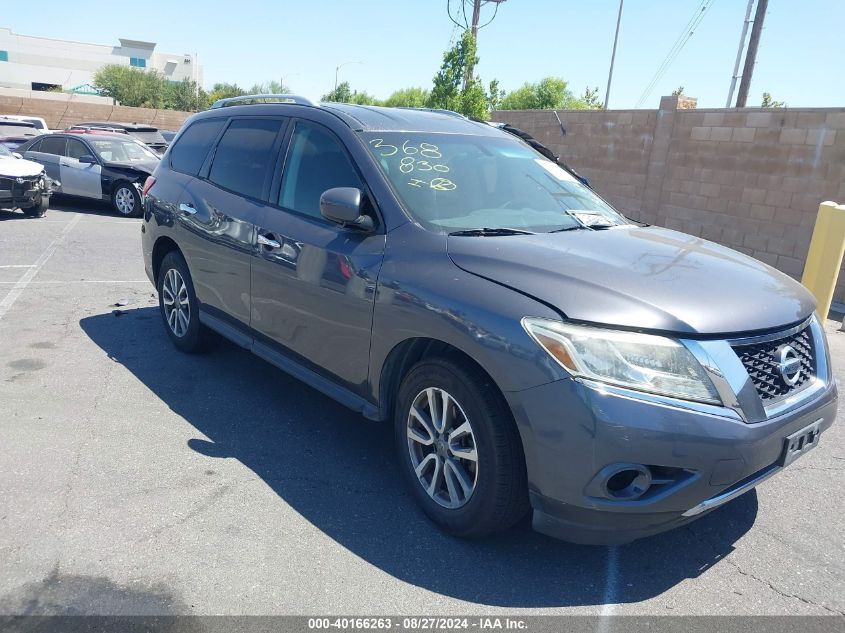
[169,118,226,176]
[38,136,66,155]
[207,118,284,200]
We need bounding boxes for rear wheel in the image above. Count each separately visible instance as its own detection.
[394,357,528,537]
[113,181,141,217]
[157,251,219,353]
[21,195,48,218]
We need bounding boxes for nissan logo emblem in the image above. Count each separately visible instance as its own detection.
[777,345,802,387]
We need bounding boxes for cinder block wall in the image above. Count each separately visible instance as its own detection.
[493,97,845,304]
[0,96,193,131]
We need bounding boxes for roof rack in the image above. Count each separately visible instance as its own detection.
[209,94,317,109]
[66,125,129,134]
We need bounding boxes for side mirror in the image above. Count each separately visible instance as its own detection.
[12,152,22,159]
[320,187,374,231]
[79,155,97,164]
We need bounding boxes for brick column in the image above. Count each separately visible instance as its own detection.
[640,96,696,223]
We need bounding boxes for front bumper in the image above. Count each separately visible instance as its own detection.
[0,176,52,209]
[506,366,838,545]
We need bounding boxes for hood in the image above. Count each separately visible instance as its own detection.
[447,225,815,336]
[103,159,158,174]
[0,156,45,178]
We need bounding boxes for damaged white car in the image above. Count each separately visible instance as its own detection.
[0,142,55,218]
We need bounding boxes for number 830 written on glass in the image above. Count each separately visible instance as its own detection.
[369,139,450,174]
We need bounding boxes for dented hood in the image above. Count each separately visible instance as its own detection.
[0,156,45,178]
[447,225,815,335]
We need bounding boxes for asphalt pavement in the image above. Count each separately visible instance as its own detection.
[0,198,843,617]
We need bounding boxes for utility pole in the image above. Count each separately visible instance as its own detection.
[460,0,506,91]
[604,0,624,109]
[726,0,754,107]
[735,0,768,108]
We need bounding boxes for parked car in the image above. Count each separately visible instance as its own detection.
[0,142,52,217]
[0,119,40,140]
[160,130,177,144]
[71,122,169,154]
[142,97,837,545]
[0,136,34,152]
[0,114,50,134]
[17,132,159,217]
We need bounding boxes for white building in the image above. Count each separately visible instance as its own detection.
[0,28,203,93]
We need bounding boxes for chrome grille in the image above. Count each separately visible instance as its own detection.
[732,326,815,403]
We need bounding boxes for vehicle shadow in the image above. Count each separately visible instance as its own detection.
[79,307,758,608]
[49,195,117,218]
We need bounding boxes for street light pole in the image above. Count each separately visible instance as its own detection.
[335,61,362,91]
[604,0,624,109]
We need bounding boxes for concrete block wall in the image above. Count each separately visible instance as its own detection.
[493,98,845,304]
[0,95,193,131]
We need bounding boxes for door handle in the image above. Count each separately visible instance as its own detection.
[257,234,281,249]
[178,203,197,215]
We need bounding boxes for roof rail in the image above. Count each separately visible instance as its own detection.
[209,94,317,109]
[396,107,467,119]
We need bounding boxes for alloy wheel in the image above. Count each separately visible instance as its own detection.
[162,268,190,338]
[407,387,478,509]
[115,187,135,215]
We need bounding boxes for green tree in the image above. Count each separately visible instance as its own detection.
[247,80,292,95]
[383,87,430,108]
[162,78,207,112]
[207,82,246,105]
[92,64,164,108]
[672,86,685,96]
[487,79,505,113]
[499,77,584,110]
[761,92,786,108]
[322,81,353,103]
[428,30,491,119]
[321,82,381,105]
[581,86,603,109]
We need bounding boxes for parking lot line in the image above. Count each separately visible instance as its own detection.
[0,213,82,320]
[0,280,150,285]
[0,265,36,268]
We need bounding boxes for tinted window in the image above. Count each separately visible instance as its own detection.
[208,118,282,199]
[38,136,67,156]
[170,118,225,176]
[66,138,90,159]
[279,121,362,219]
[26,139,42,153]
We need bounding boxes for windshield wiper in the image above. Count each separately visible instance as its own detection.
[448,227,535,237]
[548,225,588,233]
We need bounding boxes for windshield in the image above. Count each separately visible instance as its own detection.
[88,138,159,162]
[362,132,627,233]
[0,143,11,157]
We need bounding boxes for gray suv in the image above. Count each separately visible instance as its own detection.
[141,96,837,544]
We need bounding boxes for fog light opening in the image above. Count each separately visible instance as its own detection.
[604,466,652,500]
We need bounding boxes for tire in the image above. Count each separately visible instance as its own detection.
[394,357,528,538]
[112,181,141,217]
[157,250,219,353]
[21,195,48,218]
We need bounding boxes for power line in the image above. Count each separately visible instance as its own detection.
[634,0,717,108]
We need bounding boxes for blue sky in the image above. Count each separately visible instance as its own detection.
[3,0,843,108]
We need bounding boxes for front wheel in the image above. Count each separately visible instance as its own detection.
[21,195,48,218]
[394,357,528,537]
[113,181,141,217]
[157,251,219,353]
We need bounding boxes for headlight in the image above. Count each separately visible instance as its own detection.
[522,317,721,404]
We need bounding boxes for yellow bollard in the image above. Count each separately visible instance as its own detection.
[801,201,845,320]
